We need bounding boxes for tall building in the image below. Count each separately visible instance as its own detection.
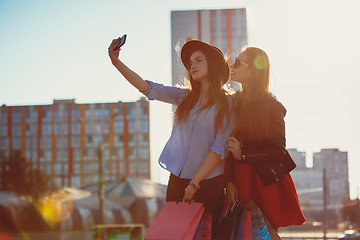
[313,148,350,212]
[289,148,349,227]
[0,98,150,188]
[171,9,248,89]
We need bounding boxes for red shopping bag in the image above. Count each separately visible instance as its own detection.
[201,212,212,240]
[242,210,252,240]
[145,202,205,240]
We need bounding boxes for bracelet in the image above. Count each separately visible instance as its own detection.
[189,180,200,189]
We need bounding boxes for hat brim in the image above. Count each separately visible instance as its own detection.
[180,40,229,83]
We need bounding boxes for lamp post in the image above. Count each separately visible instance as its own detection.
[322,149,338,240]
[97,141,104,224]
[96,111,120,225]
[323,167,327,240]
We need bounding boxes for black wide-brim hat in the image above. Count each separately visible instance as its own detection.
[181,40,229,85]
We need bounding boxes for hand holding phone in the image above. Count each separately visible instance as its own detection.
[116,34,127,49]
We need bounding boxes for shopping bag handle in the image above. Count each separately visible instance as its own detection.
[224,201,240,217]
[181,198,195,204]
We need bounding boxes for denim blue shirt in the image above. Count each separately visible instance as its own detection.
[142,81,234,180]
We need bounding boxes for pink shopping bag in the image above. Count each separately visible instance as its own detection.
[145,202,205,240]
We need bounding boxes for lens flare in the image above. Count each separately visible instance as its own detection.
[37,195,74,225]
[254,55,268,70]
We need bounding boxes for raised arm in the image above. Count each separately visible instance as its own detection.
[108,37,149,92]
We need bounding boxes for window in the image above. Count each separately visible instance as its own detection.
[54,124,60,134]
[32,111,38,121]
[118,149,124,158]
[54,110,59,121]
[42,124,51,135]
[1,111,7,123]
[46,151,51,160]
[142,133,149,142]
[104,109,110,119]
[1,125,7,135]
[95,109,102,120]
[72,110,80,119]
[85,110,91,119]
[129,108,136,118]
[141,148,148,159]
[0,137,8,149]
[72,136,80,147]
[129,121,135,133]
[72,123,80,134]
[141,121,148,132]
[141,106,148,116]
[13,137,21,149]
[85,124,91,134]
[129,147,136,159]
[62,124,68,135]
[42,110,48,119]
[12,124,21,136]
[118,134,123,142]
[103,134,108,143]
[132,134,137,143]
[13,111,21,123]
[114,121,123,133]
[57,136,63,148]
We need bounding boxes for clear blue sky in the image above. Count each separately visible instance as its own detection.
[1,0,360,198]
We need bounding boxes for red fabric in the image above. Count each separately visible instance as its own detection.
[234,163,305,228]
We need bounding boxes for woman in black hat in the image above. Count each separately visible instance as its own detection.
[108,38,233,235]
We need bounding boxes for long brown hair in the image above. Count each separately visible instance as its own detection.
[232,47,271,140]
[174,49,231,132]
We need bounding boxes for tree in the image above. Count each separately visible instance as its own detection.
[0,150,54,201]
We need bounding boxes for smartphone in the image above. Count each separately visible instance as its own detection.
[117,34,127,49]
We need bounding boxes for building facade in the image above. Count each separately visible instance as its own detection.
[289,148,350,226]
[171,8,248,90]
[313,149,350,213]
[0,98,150,188]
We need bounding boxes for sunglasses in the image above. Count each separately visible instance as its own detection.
[233,58,249,68]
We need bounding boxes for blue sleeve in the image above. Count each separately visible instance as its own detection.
[210,108,235,160]
[141,80,189,105]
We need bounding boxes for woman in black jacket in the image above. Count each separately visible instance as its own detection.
[225,47,305,239]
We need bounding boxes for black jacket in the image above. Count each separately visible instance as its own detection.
[225,93,296,186]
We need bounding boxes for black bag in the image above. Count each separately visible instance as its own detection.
[249,148,296,185]
[213,202,245,240]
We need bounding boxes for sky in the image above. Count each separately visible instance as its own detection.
[1,0,360,198]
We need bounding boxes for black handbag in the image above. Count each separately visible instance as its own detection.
[243,148,296,186]
[213,202,245,240]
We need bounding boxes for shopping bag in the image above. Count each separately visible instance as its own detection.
[144,202,205,240]
[213,202,245,240]
[201,212,212,240]
[251,209,271,240]
[231,207,252,240]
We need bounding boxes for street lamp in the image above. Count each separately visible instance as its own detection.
[95,112,121,225]
[78,117,105,224]
[97,140,104,225]
[322,149,338,240]
[79,111,121,225]
[323,166,327,240]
